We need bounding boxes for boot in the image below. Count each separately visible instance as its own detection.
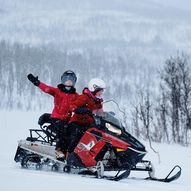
[55,150,65,161]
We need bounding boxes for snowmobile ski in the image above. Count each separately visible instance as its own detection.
[145,165,182,183]
[104,170,131,181]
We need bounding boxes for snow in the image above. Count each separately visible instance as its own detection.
[0,111,190,191]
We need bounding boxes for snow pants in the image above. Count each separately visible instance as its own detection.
[51,118,69,154]
[67,122,87,153]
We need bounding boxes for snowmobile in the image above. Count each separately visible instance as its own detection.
[14,110,181,182]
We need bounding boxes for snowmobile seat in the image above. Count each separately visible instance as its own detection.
[26,113,57,145]
[38,113,52,126]
[38,113,57,143]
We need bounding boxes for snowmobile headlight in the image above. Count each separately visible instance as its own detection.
[116,148,126,152]
[105,123,122,135]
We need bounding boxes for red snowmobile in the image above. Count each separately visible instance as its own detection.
[14,110,181,182]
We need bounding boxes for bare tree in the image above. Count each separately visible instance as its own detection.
[155,88,169,143]
[131,105,140,138]
[177,56,191,144]
[136,89,161,162]
[159,54,191,144]
[138,90,152,139]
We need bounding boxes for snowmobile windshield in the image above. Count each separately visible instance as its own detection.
[102,112,122,128]
[101,112,123,135]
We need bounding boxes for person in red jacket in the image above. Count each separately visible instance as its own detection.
[67,78,106,154]
[27,70,78,160]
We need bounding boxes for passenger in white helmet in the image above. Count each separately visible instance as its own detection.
[67,78,106,154]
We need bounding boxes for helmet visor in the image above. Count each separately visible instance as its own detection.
[61,75,76,86]
[94,87,104,93]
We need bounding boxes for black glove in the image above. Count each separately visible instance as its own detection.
[27,73,40,86]
[75,107,92,115]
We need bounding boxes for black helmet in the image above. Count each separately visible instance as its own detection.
[61,70,77,86]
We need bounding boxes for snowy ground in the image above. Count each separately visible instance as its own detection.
[0,111,190,191]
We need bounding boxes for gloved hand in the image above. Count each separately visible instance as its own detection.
[75,107,92,115]
[27,73,40,86]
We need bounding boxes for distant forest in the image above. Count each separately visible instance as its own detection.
[0,40,157,110]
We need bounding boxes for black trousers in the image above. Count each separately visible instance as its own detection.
[51,118,68,153]
[67,122,87,153]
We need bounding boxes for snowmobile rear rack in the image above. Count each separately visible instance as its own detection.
[26,125,56,145]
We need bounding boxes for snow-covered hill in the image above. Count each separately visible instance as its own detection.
[0,111,190,191]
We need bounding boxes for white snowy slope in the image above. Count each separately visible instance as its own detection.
[0,111,190,191]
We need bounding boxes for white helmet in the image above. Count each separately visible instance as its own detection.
[88,78,106,92]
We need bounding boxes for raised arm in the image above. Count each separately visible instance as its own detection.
[38,82,57,96]
[27,73,56,96]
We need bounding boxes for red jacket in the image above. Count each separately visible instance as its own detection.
[69,88,103,127]
[38,82,78,121]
